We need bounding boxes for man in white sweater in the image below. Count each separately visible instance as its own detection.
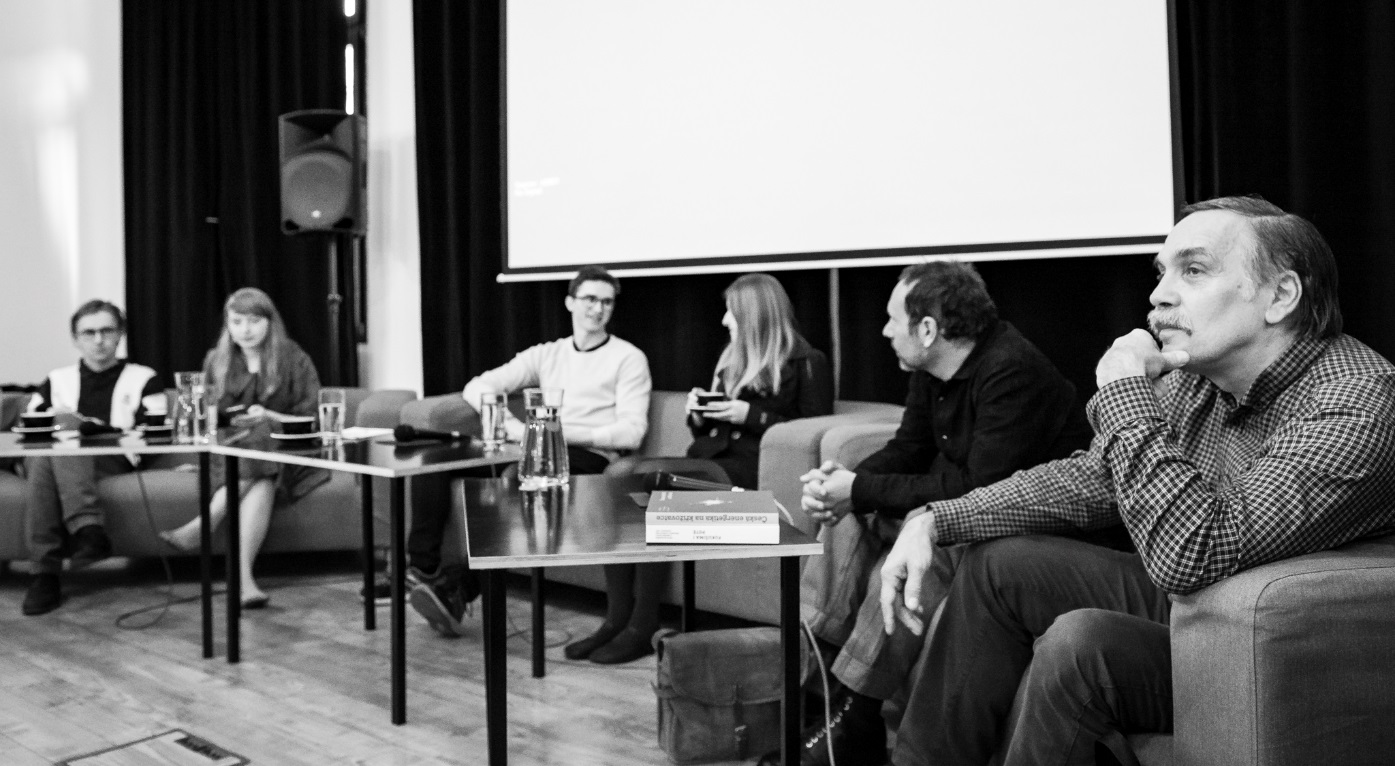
[409,266,652,636]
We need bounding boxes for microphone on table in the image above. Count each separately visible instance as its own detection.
[393,424,471,443]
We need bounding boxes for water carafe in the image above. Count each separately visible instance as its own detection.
[518,387,568,489]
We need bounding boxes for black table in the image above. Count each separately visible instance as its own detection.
[212,429,520,724]
[461,474,822,766]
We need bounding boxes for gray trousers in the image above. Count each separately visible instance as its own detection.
[26,454,133,574]
[800,512,962,700]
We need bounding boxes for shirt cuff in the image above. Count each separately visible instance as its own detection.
[931,497,977,545]
[1087,377,1167,439]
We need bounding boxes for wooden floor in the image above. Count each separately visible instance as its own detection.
[0,554,756,766]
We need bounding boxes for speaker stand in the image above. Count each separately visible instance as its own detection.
[326,236,343,385]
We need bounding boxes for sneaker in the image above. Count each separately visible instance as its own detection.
[68,524,112,570]
[359,560,426,603]
[22,573,63,616]
[757,690,888,766]
[408,564,481,638]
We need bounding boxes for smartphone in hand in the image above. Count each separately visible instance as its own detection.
[693,391,726,411]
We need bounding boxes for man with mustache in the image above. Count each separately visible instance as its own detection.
[878,195,1395,765]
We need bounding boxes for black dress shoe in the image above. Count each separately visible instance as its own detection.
[758,691,888,766]
[68,524,113,570]
[588,626,657,664]
[22,573,63,616]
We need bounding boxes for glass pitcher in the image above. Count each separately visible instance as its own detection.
[518,387,568,490]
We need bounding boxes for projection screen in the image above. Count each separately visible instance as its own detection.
[501,0,1181,280]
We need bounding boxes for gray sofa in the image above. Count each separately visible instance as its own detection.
[0,389,416,567]
[400,390,903,624]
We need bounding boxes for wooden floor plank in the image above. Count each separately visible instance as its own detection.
[0,561,755,766]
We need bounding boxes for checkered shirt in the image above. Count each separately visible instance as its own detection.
[931,334,1395,594]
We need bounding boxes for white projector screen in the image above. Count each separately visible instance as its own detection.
[502,0,1180,280]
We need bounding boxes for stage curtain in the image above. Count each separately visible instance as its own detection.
[122,1,355,385]
[412,1,1395,404]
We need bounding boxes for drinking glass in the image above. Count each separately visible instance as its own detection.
[319,388,347,441]
[174,371,206,445]
[518,387,568,490]
[478,392,507,450]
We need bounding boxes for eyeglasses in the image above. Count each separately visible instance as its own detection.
[76,328,122,340]
[574,295,616,309]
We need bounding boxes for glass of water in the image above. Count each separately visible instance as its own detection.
[318,388,347,441]
[478,391,507,450]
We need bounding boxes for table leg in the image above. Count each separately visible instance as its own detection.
[531,567,545,678]
[198,450,213,659]
[390,477,407,724]
[780,556,801,766]
[362,475,376,631]
[483,569,508,765]
[226,455,241,664]
[682,561,696,632]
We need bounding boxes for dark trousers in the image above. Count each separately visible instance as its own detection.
[26,454,134,574]
[893,536,1173,766]
[406,446,610,573]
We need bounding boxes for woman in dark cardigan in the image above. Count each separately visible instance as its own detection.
[567,273,835,664]
[161,287,327,608]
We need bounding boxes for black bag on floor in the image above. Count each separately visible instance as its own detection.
[653,626,810,764]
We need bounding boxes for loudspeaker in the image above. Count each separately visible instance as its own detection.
[279,110,366,236]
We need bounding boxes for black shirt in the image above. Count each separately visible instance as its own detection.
[851,321,1093,518]
[37,360,164,422]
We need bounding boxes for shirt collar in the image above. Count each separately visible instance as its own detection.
[79,359,127,379]
[949,321,1006,381]
[1235,335,1331,412]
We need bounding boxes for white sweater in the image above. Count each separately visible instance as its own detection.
[462,336,651,455]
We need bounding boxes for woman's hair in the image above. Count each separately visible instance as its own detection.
[206,287,294,399]
[714,273,803,397]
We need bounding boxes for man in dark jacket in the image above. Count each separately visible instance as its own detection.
[782,262,1093,766]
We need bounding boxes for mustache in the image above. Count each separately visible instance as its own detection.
[1147,311,1192,338]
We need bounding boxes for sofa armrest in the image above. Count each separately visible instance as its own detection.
[400,393,481,435]
[758,405,903,536]
[1170,534,1395,766]
[354,389,417,428]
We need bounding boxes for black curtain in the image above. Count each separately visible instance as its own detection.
[123,1,354,386]
[413,1,1395,403]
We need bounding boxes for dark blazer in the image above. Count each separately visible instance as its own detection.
[203,339,328,501]
[686,338,835,488]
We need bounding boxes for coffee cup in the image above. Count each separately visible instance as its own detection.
[145,411,168,427]
[281,416,316,436]
[21,411,55,429]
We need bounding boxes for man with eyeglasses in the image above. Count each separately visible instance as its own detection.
[406,265,652,636]
[22,300,164,615]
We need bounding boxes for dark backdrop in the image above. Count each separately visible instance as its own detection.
[123,0,356,386]
[410,1,1395,405]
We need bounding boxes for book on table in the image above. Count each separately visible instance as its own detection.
[645,490,780,544]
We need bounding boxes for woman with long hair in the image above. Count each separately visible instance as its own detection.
[567,273,834,664]
[161,287,327,608]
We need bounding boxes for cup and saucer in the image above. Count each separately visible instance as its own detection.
[135,412,173,436]
[270,416,322,445]
[11,411,61,441]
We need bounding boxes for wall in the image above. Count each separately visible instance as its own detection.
[0,0,124,386]
[361,0,424,395]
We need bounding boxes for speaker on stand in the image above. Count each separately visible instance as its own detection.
[279,110,366,385]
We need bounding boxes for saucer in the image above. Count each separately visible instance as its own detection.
[136,423,174,433]
[11,425,62,435]
[270,431,323,441]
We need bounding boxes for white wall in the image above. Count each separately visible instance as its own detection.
[0,0,125,385]
[361,0,424,395]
